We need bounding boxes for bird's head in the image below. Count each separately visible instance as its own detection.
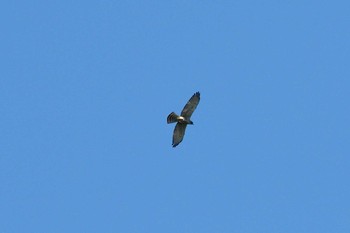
[189,120,194,125]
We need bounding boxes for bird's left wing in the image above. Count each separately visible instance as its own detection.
[172,123,187,147]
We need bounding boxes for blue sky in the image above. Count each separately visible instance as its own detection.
[1,1,350,232]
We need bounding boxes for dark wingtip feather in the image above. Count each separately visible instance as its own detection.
[194,91,200,99]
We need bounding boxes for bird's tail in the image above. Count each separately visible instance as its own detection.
[167,112,178,124]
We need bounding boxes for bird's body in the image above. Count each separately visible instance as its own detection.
[167,113,192,124]
[167,92,200,147]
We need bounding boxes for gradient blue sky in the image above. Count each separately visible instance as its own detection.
[1,1,350,232]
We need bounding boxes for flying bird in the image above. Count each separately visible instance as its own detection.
[167,92,200,147]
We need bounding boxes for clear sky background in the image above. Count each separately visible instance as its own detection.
[1,1,349,232]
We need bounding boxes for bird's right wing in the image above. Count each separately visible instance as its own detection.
[181,92,200,118]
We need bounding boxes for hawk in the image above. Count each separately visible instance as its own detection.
[167,92,200,147]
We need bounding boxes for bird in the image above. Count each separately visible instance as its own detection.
[167,91,200,147]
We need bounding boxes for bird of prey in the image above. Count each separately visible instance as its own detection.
[167,92,200,147]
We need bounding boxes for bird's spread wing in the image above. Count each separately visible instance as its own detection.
[172,123,187,147]
[181,92,200,118]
